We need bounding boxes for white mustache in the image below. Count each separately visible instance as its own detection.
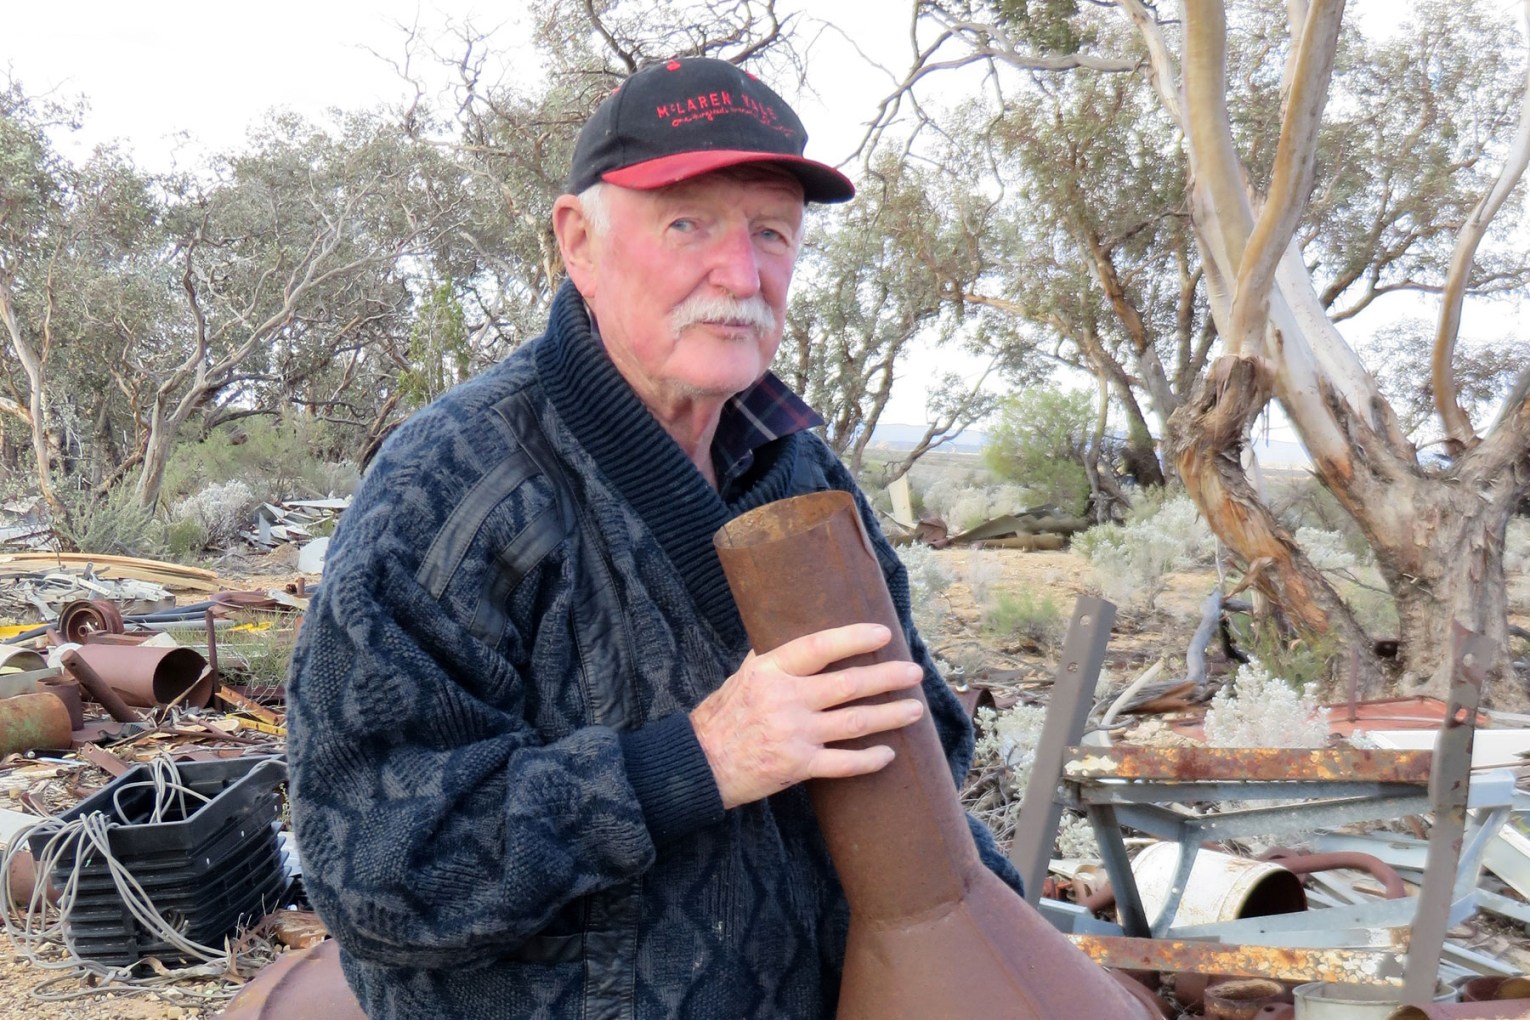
[670,293,778,337]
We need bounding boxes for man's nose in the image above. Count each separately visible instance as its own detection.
[706,224,762,298]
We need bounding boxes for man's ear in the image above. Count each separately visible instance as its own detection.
[552,195,597,298]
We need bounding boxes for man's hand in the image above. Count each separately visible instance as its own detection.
[689,623,925,810]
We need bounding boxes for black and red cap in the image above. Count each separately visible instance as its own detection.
[567,57,855,203]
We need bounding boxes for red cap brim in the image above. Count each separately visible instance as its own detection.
[601,150,855,203]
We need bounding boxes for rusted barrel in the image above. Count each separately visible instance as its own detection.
[0,692,72,757]
[714,490,1158,1020]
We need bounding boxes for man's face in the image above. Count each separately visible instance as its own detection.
[566,168,805,415]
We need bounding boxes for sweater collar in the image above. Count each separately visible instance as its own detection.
[534,280,804,645]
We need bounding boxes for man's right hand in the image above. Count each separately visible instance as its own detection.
[688,623,925,810]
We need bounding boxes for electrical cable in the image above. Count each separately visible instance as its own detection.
[1,753,280,1003]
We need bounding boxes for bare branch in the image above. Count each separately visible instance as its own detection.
[1432,0,1530,451]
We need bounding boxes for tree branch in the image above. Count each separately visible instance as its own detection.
[1432,0,1530,452]
[1229,0,1344,356]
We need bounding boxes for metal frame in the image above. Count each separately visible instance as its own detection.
[1014,601,1500,998]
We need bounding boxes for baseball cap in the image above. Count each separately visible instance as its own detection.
[566,57,855,203]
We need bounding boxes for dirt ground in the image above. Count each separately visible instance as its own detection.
[2,545,1528,1017]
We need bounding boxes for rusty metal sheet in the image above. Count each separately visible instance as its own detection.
[1403,623,1496,1004]
[1069,935,1406,985]
[1063,745,1432,783]
[215,939,367,1020]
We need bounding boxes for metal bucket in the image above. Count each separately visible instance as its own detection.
[66,644,211,709]
[1292,981,1453,1018]
[1132,842,1307,929]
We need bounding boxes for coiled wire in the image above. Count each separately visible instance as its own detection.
[1,754,279,1002]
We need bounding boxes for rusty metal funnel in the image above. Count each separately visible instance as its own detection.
[714,491,1157,1020]
[66,644,212,709]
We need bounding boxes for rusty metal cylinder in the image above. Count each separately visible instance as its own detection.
[0,691,73,757]
[714,490,1157,1020]
[60,649,141,723]
[1205,978,1291,1020]
[65,644,211,709]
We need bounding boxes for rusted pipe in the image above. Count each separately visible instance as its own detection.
[65,644,211,709]
[1204,978,1290,1020]
[1259,847,1407,899]
[714,491,1157,1020]
[0,691,72,756]
[216,938,367,1020]
[60,649,141,723]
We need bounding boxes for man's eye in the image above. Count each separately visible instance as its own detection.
[669,219,698,233]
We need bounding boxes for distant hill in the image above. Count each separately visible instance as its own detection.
[869,423,1313,467]
[868,424,989,453]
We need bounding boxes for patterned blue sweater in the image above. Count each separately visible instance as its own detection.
[287,281,1021,1019]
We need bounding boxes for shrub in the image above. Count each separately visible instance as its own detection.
[52,483,169,558]
[1073,494,1216,610]
[983,388,1094,516]
[1203,657,1330,748]
[964,550,1003,606]
[172,480,255,550]
[984,589,1065,649]
[972,702,1049,793]
[1295,525,1359,572]
[897,541,955,641]
[160,416,360,507]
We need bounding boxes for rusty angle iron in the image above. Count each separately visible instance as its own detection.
[714,490,1160,1020]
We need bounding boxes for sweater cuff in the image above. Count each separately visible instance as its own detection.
[618,713,725,847]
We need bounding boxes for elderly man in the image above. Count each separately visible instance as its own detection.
[288,57,1020,1019]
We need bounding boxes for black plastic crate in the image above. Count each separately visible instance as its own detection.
[31,756,289,966]
[34,757,286,866]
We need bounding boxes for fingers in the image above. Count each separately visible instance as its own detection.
[766,623,894,679]
[812,696,924,746]
[690,623,929,810]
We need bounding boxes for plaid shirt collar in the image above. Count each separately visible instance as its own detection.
[713,371,823,495]
[585,304,822,495]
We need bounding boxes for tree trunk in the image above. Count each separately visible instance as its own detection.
[1167,356,1388,695]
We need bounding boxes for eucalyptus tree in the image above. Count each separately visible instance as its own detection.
[875,0,1530,699]
[780,146,1025,482]
[129,110,453,508]
[0,82,168,511]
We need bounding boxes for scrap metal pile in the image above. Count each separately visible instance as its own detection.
[0,555,363,1016]
[990,597,1530,1018]
[3,537,1530,1017]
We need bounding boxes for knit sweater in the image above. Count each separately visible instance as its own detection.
[287,281,1022,1019]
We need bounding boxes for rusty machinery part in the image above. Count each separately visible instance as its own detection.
[1390,1005,1530,1019]
[1203,978,1291,1020]
[64,643,212,710]
[58,599,125,643]
[1460,976,1530,1002]
[714,491,1161,1020]
[59,649,141,723]
[0,692,73,757]
[216,938,367,1020]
